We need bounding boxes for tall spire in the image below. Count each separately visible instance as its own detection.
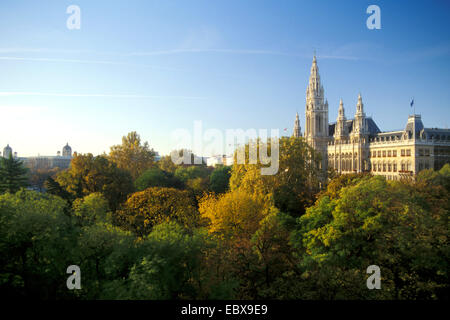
[335,99,348,138]
[293,112,302,137]
[353,93,366,135]
[356,93,365,116]
[338,99,346,119]
[306,55,324,104]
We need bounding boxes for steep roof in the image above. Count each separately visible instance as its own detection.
[328,117,380,137]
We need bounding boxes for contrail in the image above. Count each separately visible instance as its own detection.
[0,91,207,100]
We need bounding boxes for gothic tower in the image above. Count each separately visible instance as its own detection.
[293,112,302,137]
[305,55,329,170]
[350,93,369,172]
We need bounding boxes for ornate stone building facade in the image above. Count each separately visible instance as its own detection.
[295,56,450,180]
[2,143,74,170]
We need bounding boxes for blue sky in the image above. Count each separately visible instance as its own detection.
[0,0,449,157]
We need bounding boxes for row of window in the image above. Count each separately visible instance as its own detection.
[372,162,399,172]
[418,149,431,156]
[371,161,430,172]
[371,149,414,158]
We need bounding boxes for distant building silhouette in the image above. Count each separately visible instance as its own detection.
[2,143,74,170]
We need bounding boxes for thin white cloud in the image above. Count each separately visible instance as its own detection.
[127,48,296,56]
[0,47,361,60]
[127,48,360,60]
[0,56,184,71]
[0,91,206,100]
[0,48,95,54]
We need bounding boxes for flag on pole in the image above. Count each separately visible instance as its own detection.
[410,98,414,107]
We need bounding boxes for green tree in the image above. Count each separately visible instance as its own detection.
[135,167,184,191]
[157,154,178,173]
[109,131,156,180]
[292,174,449,299]
[74,222,135,299]
[45,176,74,204]
[0,155,29,194]
[0,190,76,299]
[114,222,236,300]
[174,165,212,196]
[210,165,231,194]
[73,193,112,226]
[56,153,134,211]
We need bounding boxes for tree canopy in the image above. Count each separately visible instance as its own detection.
[117,187,200,237]
[56,153,134,211]
[109,131,156,180]
[0,155,29,194]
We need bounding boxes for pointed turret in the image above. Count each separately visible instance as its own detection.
[338,99,346,119]
[293,112,302,138]
[335,99,348,138]
[353,93,366,134]
[356,93,365,116]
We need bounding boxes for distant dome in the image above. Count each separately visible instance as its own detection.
[3,144,12,158]
[62,143,72,157]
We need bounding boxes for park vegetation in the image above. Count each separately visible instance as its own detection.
[0,132,448,300]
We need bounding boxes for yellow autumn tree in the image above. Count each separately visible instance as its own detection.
[229,136,321,217]
[109,131,156,180]
[199,189,267,240]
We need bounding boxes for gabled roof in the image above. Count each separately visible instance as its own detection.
[328,117,381,137]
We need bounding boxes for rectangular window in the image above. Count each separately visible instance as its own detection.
[401,149,405,156]
[406,149,411,156]
[393,150,397,157]
[388,150,391,157]
[393,163,397,172]
[383,151,386,157]
[419,149,424,156]
[383,163,386,172]
[378,151,381,157]
[388,163,392,172]
[373,151,376,157]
